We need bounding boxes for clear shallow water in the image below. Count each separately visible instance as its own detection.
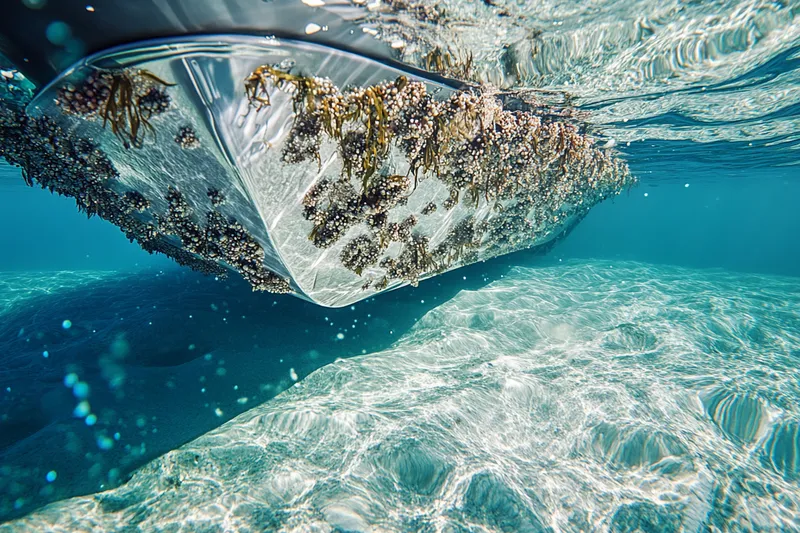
[0,0,799,531]
[2,261,800,532]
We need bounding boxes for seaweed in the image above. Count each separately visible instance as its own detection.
[100,70,176,149]
[422,47,474,80]
[243,61,634,286]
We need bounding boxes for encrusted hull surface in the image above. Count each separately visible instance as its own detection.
[5,35,632,307]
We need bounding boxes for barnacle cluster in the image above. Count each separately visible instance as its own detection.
[205,212,292,293]
[142,238,224,276]
[174,126,199,149]
[432,216,484,267]
[158,189,292,293]
[248,67,424,191]
[385,214,418,244]
[56,69,175,149]
[207,188,226,207]
[137,87,172,118]
[340,234,381,275]
[365,216,485,288]
[302,178,362,248]
[363,174,410,211]
[248,67,628,201]
[0,103,223,276]
[380,233,437,287]
[442,190,459,211]
[0,101,290,293]
[302,171,414,251]
[160,187,207,255]
[55,72,112,116]
[122,190,150,213]
[382,0,444,23]
[247,64,634,290]
[481,199,535,254]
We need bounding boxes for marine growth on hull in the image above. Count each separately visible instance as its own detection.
[245,65,632,288]
[0,37,635,306]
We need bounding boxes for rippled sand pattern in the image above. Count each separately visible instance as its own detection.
[4,261,800,532]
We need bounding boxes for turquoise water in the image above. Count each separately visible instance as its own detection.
[1,259,799,531]
[1,1,800,531]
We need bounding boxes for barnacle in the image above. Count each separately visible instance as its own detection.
[175,126,200,149]
[207,188,226,207]
[340,234,381,275]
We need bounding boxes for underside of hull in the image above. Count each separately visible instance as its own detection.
[0,28,632,307]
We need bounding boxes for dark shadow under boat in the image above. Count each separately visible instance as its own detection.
[0,226,576,522]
